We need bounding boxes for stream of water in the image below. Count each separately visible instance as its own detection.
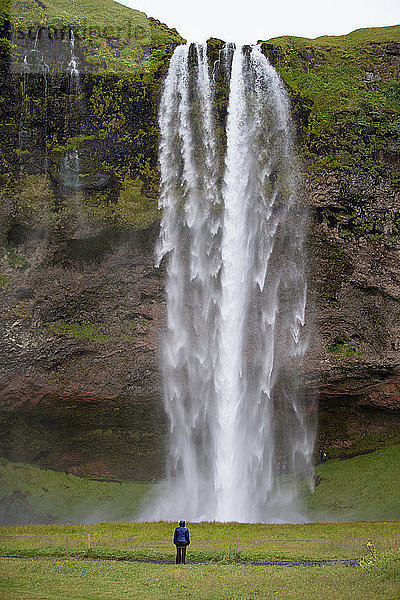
[147,43,315,523]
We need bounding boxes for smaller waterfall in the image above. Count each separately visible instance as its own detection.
[61,31,82,199]
[60,149,80,190]
[212,42,234,82]
[65,29,81,135]
[19,29,49,151]
[67,31,80,97]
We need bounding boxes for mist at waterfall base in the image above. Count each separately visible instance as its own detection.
[142,43,316,524]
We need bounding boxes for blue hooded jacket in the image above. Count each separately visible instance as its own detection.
[173,520,190,545]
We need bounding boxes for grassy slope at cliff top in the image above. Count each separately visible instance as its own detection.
[7,0,182,44]
[4,0,184,73]
[263,25,400,175]
[267,25,400,48]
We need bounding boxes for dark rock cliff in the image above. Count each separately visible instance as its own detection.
[0,0,181,478]
[0,4,399,478]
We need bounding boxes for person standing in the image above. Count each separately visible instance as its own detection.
[173,520,190,564]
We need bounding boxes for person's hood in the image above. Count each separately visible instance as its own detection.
[179,520,185,527]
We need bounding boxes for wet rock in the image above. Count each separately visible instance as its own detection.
[0,224,166,479]
[386,42,400,56]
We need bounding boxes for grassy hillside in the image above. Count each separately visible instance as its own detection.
[2,0,184,75]
[1,445,399,526]
[309,444,400,521]
[0,458,151,524]
[268,25,400,48]
[261,25,400,180]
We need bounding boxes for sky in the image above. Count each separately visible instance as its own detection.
[116,0,399,43]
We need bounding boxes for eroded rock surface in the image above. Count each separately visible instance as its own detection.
[0,227,167,479]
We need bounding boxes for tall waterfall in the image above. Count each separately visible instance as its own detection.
[148,43,315,523]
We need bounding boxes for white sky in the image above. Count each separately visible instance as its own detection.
[116,0,399,43]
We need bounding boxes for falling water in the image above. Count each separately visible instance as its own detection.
[61,31,81,195]
[67,31,80,97]
[60,149,80,190]
[19,29,49,151]
[147,43,315,523]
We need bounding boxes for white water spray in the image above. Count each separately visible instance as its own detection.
[147,43,315,523]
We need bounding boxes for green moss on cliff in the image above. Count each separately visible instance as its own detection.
[327,336,361,358]
[262,26,400,179]
[113,176,158,227]
[11,174,55,227]
[80,178,158,228]
[0,0,181,238]
[0,272,10,287]
[42,320,111,342]
[2,0,184,75]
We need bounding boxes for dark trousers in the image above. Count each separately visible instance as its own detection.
[176,543,187,564]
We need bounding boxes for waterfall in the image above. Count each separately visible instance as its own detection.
[67,31,80,97]
[147,43,315,523]
[60,148,80,190]
[19,29,49,151]
[61,31,81,196]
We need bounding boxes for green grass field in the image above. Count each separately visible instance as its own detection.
[0,554,399,600]
[1,520,399,563]
[1,446,400,597]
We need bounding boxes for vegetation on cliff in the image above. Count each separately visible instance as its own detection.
[0,457,151,524]
[1,0,183,74]
[1,444,400,524]
[309,443,400,521]
[258,26,400,249]
[0,0,184,240]
[267,27,400,121]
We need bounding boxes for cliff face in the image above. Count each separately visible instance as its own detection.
[0,0,180,478]
[306,171,400,454]
[0,226,168,479]
[267,30,400,453]
[0,4,399,478]
[208,31,400,455]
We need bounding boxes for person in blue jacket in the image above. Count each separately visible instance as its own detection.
[173,520,190,564]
